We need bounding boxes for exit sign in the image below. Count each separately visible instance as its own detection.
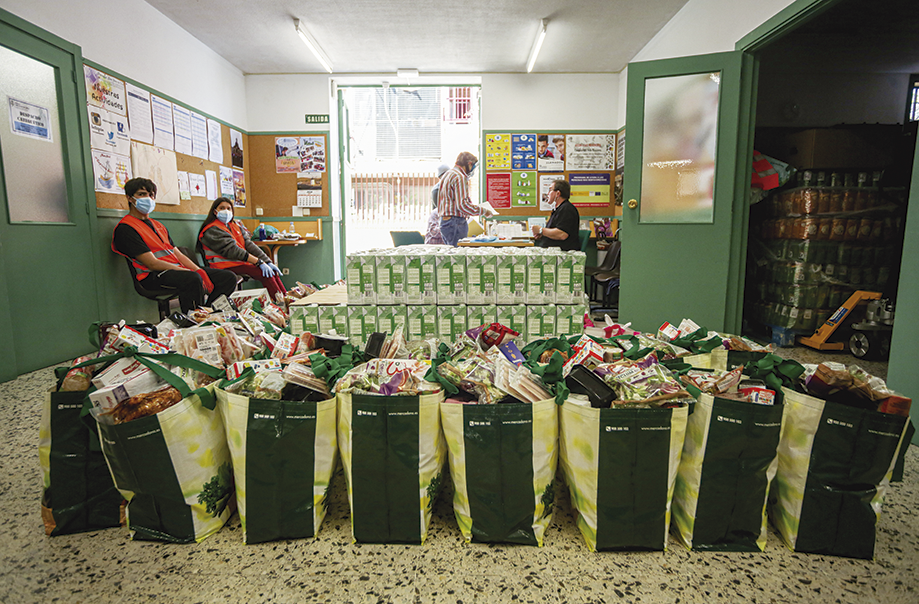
[305,114,329,124]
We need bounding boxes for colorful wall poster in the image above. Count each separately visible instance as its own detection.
[87,105,130,155]
[485,133,511,170]
[84,65,126,115]
[616,130,625,171]
[275,136,300,173]
[537,134,564,172]
[511,170,537,207]
[91,149,131,193]
[569,173,611,208]
[230,129,244,168]
[486,173,512,209]
[232,169,247,207]
[297,176,323,208]
[511,134,536,170]
[219,166,235,197]
[567,134,615,171]
[299,136,326,173]
[130,142,179,205]
[538,174,558,211]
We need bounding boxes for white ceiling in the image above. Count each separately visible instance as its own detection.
[143,0,691,75]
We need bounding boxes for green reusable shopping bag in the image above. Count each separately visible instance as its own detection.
[559,401,689,551]
[98,383,234,543]
[770,388,909,559]
[39,389,123,536]
[671,393,784,552]
[338,391,446,544]
[216,387,338,544]
[440,399,558,546]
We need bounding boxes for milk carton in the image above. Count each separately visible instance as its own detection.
[348,305,379,347]
[437,305,469,343]
[405,249,437,305]
[466,304,497,330]
[289,304,320,336]
[497,249,527,304]
[527,304,557,343]
[318,304,349,336]
[436,248,467,305]
[466,249,497,304]
[406,305,438,340]
[526,250,557,305]
[346,252,376,304]
[556,304,585,337]
[557,251,587,305]
[377,305,408,337]
[496,304,527,343]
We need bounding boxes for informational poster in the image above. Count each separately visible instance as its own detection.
[84,66,126,115]
[485,173,511,209]
[219,166,235,197]
[232,169,246,207]
[616,129,625,170]
[567,134,615,171]
[230,129,244,168]
[485,133,511,170]
[275,136,300,173]
[536,134,564,172]
[299,136,326,173]
[125,83,153,144]
[150,94,174,150]
[569,173,611,208]
[207,118,224,164]
[539,174,558,211]
[511,170,536,207]
[205,169,218,201]
[190,111,209,160]
[91,149,132,193]
[176,171,191,201]
[296,176,323,208]
[511,134,536,170]
[172,104,193,156]
[188,173,206,197]
[131,141,179,205]
[9,98,52,141]
[87,106,130,155]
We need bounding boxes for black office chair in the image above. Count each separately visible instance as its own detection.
[124,257,179,320]
[390,231,425,247]
[584,239,621,299]
[590,242,622,316]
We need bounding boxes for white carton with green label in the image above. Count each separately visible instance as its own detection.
[527,304,557,343]
[466,250,497,304]
[436,249,466,305]
[376,305,407,337]
[556,304,586,337]
[375,251,406,305]
[346,252,376,305]
[466,304,497,330]
[406,305,437,340]
[437,305,468,342]
[289,304,320,336]
[497,304,528,343]
[348,305,379,347]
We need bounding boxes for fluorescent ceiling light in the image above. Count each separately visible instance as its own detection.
[295,18,333,73]
[526,19,548,73]
[397,69,419,78]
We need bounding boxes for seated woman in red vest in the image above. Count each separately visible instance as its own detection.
[112,178,237,313]
[197,197,287,301]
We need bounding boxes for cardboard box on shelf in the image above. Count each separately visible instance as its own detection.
[783,127,898,170]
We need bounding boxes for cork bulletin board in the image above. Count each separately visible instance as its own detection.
[481,130,622,218]
[247,133,330,218]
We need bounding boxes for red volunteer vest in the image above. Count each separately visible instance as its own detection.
[199,220,248,269]
[111,214,182,280]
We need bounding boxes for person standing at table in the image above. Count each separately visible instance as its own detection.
[112,177,237,312]
[425,164,450,245]
[438,151,492,247]
[198,197,287,301]
[533,179,580,251]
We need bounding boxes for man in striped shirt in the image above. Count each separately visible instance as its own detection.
[438,151,490,246]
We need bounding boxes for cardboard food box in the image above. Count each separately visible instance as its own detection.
[289,304,320,336]
[783,127,898,170]
[88,367,166,413]
[467,304,497,330]
[91,357,147,389]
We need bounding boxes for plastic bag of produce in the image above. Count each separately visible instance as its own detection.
[559,398,689,551]
[216,385,337,544]
[337,391,446,544]
[440,398,557,546]
[97,353,233,543]
[671,393,784,551]
[770,388,909,559]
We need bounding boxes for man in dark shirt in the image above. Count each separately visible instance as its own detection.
[533,179,580,251]
[112,177,236,312]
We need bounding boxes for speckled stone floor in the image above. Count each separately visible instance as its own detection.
[2,364,916,604]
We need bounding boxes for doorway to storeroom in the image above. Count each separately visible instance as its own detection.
[338,85,481,254]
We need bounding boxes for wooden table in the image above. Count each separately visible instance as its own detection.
[458,238,534,247]
[252,239,308,265]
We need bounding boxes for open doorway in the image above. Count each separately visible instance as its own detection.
[339,85,481,254]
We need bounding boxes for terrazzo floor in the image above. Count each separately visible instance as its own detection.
[1,355,916,604]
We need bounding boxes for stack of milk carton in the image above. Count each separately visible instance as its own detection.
[291,245,587,347]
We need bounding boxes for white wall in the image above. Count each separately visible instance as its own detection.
[0,0,248,128]
[245,74,334,133]
[633,0,797,62]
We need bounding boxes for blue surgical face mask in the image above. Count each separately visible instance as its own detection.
[217,209,233,224]
[467,162,477,176]
[133,196,155,215]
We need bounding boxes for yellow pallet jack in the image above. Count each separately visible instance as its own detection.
[799,290,894,360]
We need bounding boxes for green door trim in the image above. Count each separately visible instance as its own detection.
[735,0,845,52]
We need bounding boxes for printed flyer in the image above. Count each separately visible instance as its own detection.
[299,136,326,173]
[567,134,615,171]
[91,150,132,193]
[536,134,564,172]
[569,173,611,208]
[485,133,511,170]
[84,66,126,116]
[511,134,536,170]
[511,170,537,207]
[275,136,300,173]
[485,173,511,209]
[232,169,247,207]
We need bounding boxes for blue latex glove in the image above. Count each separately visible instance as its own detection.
[267,262,282,276]
[259,262,274,278]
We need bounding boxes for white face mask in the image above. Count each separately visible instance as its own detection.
[216,209,233,224]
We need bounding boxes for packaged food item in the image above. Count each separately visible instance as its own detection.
[226,358,283,379]
[114,325,170,355]
[104,385,183,424]
[270,332,300,360]
[89,367,167,414]
[282,362,332,397]
[60,355,98,391]
[92,357,149,389]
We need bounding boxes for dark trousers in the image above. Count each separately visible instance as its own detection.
[141,268,237,313]
[226,264,287,301]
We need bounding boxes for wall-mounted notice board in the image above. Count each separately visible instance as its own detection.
[482,130,622,217]
[247,133,330,218]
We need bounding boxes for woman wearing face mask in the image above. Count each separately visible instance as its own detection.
[197,197,287,300]
[112,177,237,313]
